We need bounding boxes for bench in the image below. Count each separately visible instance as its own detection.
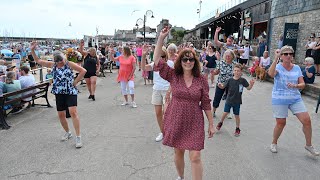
[0,82,52,129]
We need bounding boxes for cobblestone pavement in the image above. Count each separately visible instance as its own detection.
[0,71,319,180]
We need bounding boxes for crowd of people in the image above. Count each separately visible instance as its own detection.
[1,27,320,180]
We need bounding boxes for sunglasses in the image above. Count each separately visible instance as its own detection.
[281,53,294,56]
[161,55,166,58]
[181,57,195,63]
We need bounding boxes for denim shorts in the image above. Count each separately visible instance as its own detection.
[272,100,307,118]
[224,103,240,115]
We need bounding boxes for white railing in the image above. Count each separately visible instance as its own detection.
[199,0,248,23]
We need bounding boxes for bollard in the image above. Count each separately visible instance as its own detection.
[39,66,43,83]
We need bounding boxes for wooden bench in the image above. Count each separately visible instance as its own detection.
[0,82,52,129]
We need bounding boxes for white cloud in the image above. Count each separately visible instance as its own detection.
[1,0,230,39]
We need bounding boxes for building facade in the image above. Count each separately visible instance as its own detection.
[269,0,320,63]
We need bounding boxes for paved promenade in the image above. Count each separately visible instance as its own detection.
[0,72,320,180]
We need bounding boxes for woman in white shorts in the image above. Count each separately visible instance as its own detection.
[268,46,319,156]
[141,45,174,142]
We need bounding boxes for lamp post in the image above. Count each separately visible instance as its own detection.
[135,10,154,43]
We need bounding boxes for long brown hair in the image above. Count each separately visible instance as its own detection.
[123,46,132,56]
[174,49,201,77]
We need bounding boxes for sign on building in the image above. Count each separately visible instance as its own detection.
[283,23,299,55]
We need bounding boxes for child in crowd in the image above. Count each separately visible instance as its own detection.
[248,56,260,77]
[216,64,255,136]
[142,58,150,85]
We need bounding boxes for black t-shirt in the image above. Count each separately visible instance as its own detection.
[223,77,249,105]
[101,47,106,56]
[205,54,217,68]
[83,54,97,74]
[28,54,34,62]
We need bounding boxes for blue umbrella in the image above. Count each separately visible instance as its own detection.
[1,49,14,57]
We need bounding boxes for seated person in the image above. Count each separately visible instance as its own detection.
[3,71,22,112]
[259,51,271,70]
[248,56,260,76]
[302,57,316,84]
[19,66,36,105]
[0,60,7,75]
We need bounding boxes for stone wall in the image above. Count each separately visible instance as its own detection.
[271,0,320,19]
[269,8,320,63]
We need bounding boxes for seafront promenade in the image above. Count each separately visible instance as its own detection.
[0,72,319,180]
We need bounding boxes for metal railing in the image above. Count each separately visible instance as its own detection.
[30,67,52,84]
[199,0,248,23]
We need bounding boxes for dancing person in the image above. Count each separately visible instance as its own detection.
[268,46,319,156]
[109,46,137,108]
[154,27,215,180]
[79,40,100,101]
[141,45,174,142]
[30,41,87,148]
[203,45,220,87]
[214,27,244,58]
[27,51,37,74]
[212,49,237,118]
[136,44,143,71]
[167,43,178,62]
[142,57,150,85]
[216,64,255,136]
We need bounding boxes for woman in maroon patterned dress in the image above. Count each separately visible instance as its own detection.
[154,27,215,180]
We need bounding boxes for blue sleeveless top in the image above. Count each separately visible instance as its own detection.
[51,62,78,95]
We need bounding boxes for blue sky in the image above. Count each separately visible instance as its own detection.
[1,0,228,39]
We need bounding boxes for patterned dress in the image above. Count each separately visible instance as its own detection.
[51,62,78,95]
[154,60,211,151]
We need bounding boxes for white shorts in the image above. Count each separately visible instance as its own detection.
[151,89,168,105]
[272,101,307,118]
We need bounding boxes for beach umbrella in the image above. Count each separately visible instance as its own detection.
[1,49,14,56]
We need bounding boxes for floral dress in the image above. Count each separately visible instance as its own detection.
[154,60,211,151]
[51,62,78,95]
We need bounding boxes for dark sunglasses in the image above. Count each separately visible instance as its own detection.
[161,55,166,58]
[281,53,294,56]
[181,57,195,63]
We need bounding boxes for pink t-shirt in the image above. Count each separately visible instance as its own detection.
[117,55,136,82]
[136,48,142,56]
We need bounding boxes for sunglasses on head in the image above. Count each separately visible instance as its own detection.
[281,52,294,56]
[181,57,195,63]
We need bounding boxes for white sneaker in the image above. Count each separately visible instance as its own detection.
[75,136,83,148]
[270,144,278,153]
[176,177,184,180]
[121,101,129,106]
[155,133,163,142]
[132,101,137,108]
[227,113,233,119]
[305,146,320,156]
[61,131,72,141]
